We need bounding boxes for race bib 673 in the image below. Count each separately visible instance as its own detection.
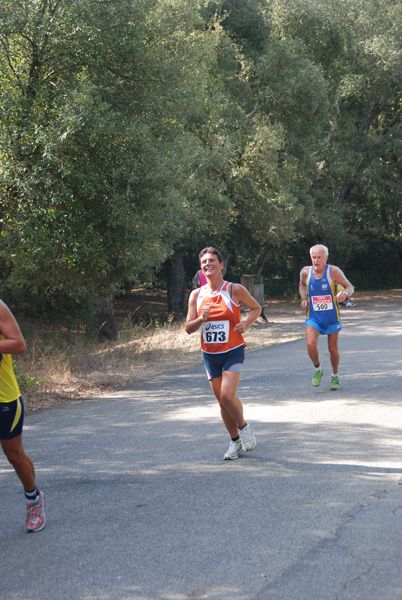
[202,320,229,344]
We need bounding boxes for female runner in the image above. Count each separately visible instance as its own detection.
[185,247,262,460]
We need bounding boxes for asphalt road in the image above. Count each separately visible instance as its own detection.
[1,301,402,600]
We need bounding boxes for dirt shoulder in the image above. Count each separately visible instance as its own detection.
[23,289,402,413]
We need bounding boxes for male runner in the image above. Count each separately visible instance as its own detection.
[299,244,355,390]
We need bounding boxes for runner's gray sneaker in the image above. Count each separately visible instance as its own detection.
[224,439,242,460]
[239,423,256,451]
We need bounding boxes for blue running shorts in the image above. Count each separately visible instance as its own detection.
[202,346,245,381]
[0,396,24,440]
[305,318,342,335]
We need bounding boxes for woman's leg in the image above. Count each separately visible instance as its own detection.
[209,370,246,437]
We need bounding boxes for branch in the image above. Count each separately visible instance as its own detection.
[247,177,271,201]
[313,98,341,155]
[363,95,388,133]
[246,98,260,118]
[0,36,23,86]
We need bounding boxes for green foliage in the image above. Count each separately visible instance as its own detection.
[12,359,43,394]
[203,0,270,54]
[0,0,236,323]
[0,0,401,329]
[347,237,402,290]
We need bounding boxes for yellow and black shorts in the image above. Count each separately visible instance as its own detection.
[0,397,24,440]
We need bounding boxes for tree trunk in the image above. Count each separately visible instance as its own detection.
[98,298,118,341]
[254,242,273,276]
[337,181,354,205]
[167,250,186,319]
[291,243,301,292]
[337,96,389,207]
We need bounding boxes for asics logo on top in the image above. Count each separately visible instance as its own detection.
[205,323,225,331]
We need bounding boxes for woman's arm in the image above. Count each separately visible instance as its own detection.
[185,289,206,334]
[231,284,261,334]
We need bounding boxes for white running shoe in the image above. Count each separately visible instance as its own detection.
[239,423,256,451]
[223,439,242,460]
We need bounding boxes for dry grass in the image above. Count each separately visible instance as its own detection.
[17,314,279,413]
[15,288,402,413]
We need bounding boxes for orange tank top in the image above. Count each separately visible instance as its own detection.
[196,281,245,354]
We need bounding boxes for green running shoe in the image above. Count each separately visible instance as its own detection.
[312,369,324,387]
[331,375,341,390]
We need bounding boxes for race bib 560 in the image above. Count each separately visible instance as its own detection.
[312,295,333,311]
[202,320,229,344]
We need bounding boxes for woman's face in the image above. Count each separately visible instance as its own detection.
[200,253,223,278]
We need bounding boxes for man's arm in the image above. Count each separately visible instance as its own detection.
[299,267,309,308]
[330,266,355,302]
[0,300,26,355]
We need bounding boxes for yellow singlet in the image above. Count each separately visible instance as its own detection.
[0,335,21,403]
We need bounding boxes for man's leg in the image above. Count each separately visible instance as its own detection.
[327,332,340,373]
[305,325,320,366]
[327,330,341,384]
[306,325,325,386]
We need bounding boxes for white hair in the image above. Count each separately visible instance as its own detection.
[310,244,329,258]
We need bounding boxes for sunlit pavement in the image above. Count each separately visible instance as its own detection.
[1,303,401,600]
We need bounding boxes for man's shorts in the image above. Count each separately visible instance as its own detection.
[0,397,24,440]
[305,318,342,335]
[202,346,245,381]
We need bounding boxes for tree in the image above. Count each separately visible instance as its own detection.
[200,4,329,281]
[261,0,402,287]
[0,0,237,330]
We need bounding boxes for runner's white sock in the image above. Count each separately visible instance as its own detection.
[25,487,40,505]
